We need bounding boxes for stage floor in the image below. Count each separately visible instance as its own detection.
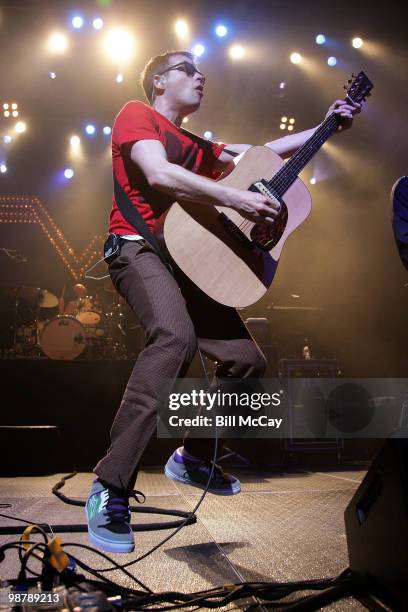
[0,467,369,610]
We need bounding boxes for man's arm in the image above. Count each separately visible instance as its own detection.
[218,99,361,165]
[130,139,278,226]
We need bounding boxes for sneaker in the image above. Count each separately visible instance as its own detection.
[85,479,136,553]
[164,448,241,495]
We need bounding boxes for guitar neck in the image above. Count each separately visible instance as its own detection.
[268,112,340,197]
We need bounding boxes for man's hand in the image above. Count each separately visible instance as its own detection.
[326,99,361,132]
[224,187,279,226]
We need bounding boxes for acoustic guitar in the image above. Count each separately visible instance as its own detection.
[158,71,373,307]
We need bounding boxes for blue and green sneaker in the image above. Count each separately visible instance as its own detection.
[164,447,241,495]
[85,479,135,553]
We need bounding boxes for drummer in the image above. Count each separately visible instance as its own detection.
[59,283,102,322]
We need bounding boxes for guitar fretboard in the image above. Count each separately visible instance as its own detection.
[268,113,340,197]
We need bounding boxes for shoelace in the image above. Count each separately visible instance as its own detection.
[105,489,146,523]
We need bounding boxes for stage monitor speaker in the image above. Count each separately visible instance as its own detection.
[344,435,408,610]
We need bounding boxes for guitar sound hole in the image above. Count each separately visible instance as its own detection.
[250,202,288,250]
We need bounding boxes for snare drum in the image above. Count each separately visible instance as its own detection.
[76,296,101,326]
[39,315,85,360]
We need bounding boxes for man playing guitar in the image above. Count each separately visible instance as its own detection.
[86,50,360,553]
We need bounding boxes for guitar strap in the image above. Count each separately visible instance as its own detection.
[113,175,174,275]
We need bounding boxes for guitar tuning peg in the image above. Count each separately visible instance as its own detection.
[347,79,352,84]
[351,72,356,77]
[343,84,348,89]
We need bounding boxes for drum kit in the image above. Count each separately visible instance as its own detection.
[11,281,130,360]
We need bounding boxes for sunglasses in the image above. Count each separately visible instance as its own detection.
[158,61,204,79]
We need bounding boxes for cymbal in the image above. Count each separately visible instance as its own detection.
[39,289,59,308]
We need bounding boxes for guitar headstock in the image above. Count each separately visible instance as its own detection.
[343,71,373,104]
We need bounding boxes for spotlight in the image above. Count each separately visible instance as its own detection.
[12,111,18,118]
[182,117,189,124]
[72,15,84,29]
[289,118,295,124]
[4,111,10,118]
[49,71,57,79]
[48,32,68,53]
[0,164,7,174]
[279,82,286,89]
[310,177,316,185]
[93,17,104,30]
[203,130,213,139]
[290,52,302,64]
[229,45,245,59]
[191,43,205,57]
[64,168,74,179]
[11,103,18,110]
[70,135,81,146]
[175,19,188,38]
[352,37,363,49]
[116,73,124,83]
[3,104,9,109]
[3,135,12,144]
[327,56,337,66]
[102,126,111,135]
[15,121,26,133]
[280,124,286,130]
[281,116,287,123]
[104,29,134,62]
[215,24,228,37]
[85,124,96,135]
[315,34,326,45]
[287,125,294,131]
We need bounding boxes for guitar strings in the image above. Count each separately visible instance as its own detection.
[235,113,339,235]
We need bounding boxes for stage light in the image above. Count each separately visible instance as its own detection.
[175,19,189,38]
[15,121,26,133]
[102,126,111,135]
[93,17,104,30]
[191,43,205,57]
[327,56,337,66]
[12,111,18,118]
[3,104,9,110]
[48,32,68,53]
[4,111,10,117]
[11,103,17,110]
[70,135,81,146]
[290,52,302,64]
[280,124,286,130]
[281,116,287,123]
[85,124,96,135]
[104,29,134,62]
[64,168,74,179]
[3,135,12,144]
[182,116,189,123]
[287,125,294,131]
[279,82,286,89]
[116,73,124,83]
[289,118,295,124]
[316,34,326,45]
[72,15,84,29]
[352,37,363,49]
[215,25,228,37]
[0,164,7,174]
[49,71,57,79]
[229,45,245,59]
[310,177,317,184]
[203,130,213,139]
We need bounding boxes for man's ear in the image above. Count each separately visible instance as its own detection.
[153,74,165,97]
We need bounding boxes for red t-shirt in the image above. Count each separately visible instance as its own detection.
[109,100,225,234]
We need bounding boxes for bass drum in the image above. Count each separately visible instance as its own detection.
[39,315,85,360]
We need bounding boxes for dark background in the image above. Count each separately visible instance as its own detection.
[1,0,407,375]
